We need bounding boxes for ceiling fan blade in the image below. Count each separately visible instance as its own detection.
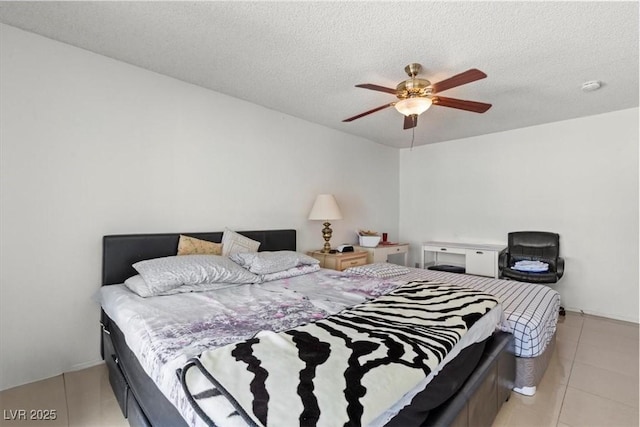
[432,96,492,113]
[430,69,487,94]
[343,103,395,122]
[355,84,398,95]
[403,114,418,130]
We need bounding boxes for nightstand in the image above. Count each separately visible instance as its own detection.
[308,251,368,271]
[353,243,410,266]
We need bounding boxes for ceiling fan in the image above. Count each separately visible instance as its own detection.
[343,63,492,130]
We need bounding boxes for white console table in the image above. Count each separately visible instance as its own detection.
[420,241,506,278]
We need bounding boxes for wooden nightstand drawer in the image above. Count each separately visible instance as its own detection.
[335,255,367,270]
[308,251,368,271]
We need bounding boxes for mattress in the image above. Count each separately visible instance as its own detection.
[389,268,560,357]
[99,269,503,427]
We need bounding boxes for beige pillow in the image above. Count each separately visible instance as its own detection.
[177,235,223,256]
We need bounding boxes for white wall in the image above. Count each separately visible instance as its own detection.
[0,24,400,390]
[399,108,639,323]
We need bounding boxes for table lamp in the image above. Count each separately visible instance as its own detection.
[308,194,343,253]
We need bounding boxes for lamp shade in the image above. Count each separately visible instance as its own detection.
[394,97,432,116]
[308,194,343,220]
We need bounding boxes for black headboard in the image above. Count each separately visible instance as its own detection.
[102,229,297,285]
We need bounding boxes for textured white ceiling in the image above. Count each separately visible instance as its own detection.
[0,1,638,148]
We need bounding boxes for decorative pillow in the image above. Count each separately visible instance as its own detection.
[177,235,222,256]
[132,255,260,297]
[221,228,261,256]
[230,251,319,275]
[260,263,321,282]
[344,262,411,279]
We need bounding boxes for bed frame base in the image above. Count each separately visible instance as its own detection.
[426,332,515,427]
[513,332,557,396]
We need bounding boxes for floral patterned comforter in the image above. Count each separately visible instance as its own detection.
[98,269,403,426]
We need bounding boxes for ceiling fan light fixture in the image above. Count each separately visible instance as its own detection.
[394,97,433,116]
[343,64,491,126]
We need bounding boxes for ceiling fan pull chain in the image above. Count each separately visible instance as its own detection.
[410,121,416,151]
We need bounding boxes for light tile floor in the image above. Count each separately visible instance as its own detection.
[492,312,639,427]
[0,312,637,426]
[0,364,126,427]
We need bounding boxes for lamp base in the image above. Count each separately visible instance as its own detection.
[321,222,333,253]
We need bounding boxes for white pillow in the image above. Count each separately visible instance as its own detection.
[221,228,261,256]
[124,275,151,297]
[260,264,320,282]
[132,255,260,296]
[124,274,247,297]
[230,251,319,274]
[344,262,411,279]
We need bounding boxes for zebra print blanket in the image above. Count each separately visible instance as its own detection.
[180,281,499,427]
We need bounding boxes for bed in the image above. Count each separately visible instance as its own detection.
[379,268,560,396]
[99,229,515,427]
